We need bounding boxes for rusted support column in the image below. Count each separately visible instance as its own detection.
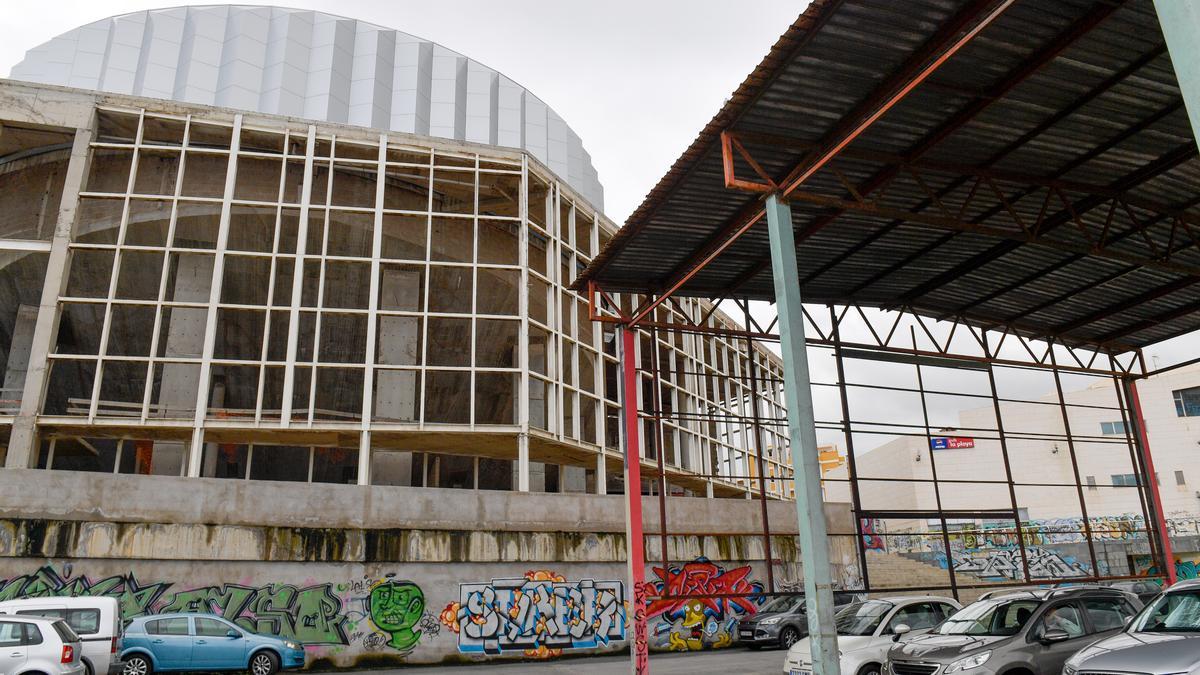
[1126,378,1178,585]
[620,327,650,674]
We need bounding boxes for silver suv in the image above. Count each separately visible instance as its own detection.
[1064,579,1200,674]
[884,587,1141,675]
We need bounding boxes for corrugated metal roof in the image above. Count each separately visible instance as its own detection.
[576,0,1200,351]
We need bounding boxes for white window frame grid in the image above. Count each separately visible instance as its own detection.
[33,104,795,497]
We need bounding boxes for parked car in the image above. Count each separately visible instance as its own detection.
[119,613,305,675]
[739,591,863,649]
[1053,579,1162,605]
[0,596,123,675]
[1063,578,1200,675]
[783,595,960,675]
[886,586,1142,675]
[0,614,86,675]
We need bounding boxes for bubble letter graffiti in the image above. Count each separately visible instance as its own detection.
[440,570,625,656]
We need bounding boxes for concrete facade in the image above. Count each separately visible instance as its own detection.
[0,469,858,666]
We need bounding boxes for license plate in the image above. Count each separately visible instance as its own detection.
[790,670,812,675]
[739,630,752,636]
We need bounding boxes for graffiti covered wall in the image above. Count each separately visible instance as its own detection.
[1133,551,1200,581]
[645,558,765,651]
[0,562,444,665]
[439,570,625,657]
[0,558,777,663]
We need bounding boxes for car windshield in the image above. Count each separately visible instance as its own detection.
[834,601,893,636]
[1132,590,1200,633]
[934,599,1040,636]
[759,596,803,614]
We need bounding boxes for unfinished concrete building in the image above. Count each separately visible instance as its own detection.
[0,6,797,499]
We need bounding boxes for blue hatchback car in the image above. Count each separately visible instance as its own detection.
[119,613,305,675]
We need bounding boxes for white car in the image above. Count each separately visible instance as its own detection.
[783,595,961,675]
[0,596,123,675]
[0,615,87,675]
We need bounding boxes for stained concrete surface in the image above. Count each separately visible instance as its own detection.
[355,649,786,674]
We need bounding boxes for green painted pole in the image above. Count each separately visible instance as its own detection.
[1155,0,1200,143]
[764,193,840,674]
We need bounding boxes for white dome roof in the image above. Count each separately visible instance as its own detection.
[10,5,604,207]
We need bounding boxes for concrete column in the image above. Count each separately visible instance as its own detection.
[7,127,93,468]
[596,452,607,495]
[375,267,420,419]
[357,430,371,486]
[765,194,839,674]
[1156,1,1200,143]
[3,305,39,395]
[158,255,212,411]
[516,432,530,491]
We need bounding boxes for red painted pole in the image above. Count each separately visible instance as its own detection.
[621,327,650,674]
[1129,380,1177,585]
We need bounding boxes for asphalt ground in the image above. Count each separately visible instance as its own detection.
[348,648,786,674]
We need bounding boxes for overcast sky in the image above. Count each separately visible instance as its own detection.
[1,1,1194,450]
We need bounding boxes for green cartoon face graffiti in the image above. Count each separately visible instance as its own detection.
[369,581,425,651]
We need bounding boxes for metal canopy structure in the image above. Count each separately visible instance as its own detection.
[576,0,1200,354]
[575,1,1200,673]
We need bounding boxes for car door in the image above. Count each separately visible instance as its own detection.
[145,617,193,670]
[0,621,27,673]
[1028,601,1089,675]
[193,617,247,670]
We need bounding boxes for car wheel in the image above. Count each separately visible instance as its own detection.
[250,651,279,675]
[123,655,152,675]
[856,665,881,675]
[779,627,801,649]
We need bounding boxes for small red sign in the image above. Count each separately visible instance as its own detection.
[930,436,975,449]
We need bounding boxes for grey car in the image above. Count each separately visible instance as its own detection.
[738,592,862,649]
[1063,578,1200,675]
[884,586,1142,675]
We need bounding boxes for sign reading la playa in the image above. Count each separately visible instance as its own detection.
[930,436,975,450]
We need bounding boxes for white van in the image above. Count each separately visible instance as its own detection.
[0,597,122,675]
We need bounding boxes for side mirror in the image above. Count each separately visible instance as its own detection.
[892,623,911,642]
[1040,629,1069,644]
[226,630,241,639]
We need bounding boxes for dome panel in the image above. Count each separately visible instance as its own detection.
[9,4,604,208]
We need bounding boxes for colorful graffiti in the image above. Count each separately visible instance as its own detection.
[0,563,425,653]
[861,519,885,552]
[1133,552,1200,581]
[439,570,625,657]
[367,580,425,653]
[645,558,763,651]
[953,547,1089,580]
[867,513,1192,556]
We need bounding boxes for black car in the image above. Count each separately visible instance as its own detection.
[736,591,862,649]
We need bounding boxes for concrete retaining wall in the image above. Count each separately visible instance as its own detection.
[0,470,858,667]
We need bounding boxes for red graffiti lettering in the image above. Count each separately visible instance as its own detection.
[645,558,763,621]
